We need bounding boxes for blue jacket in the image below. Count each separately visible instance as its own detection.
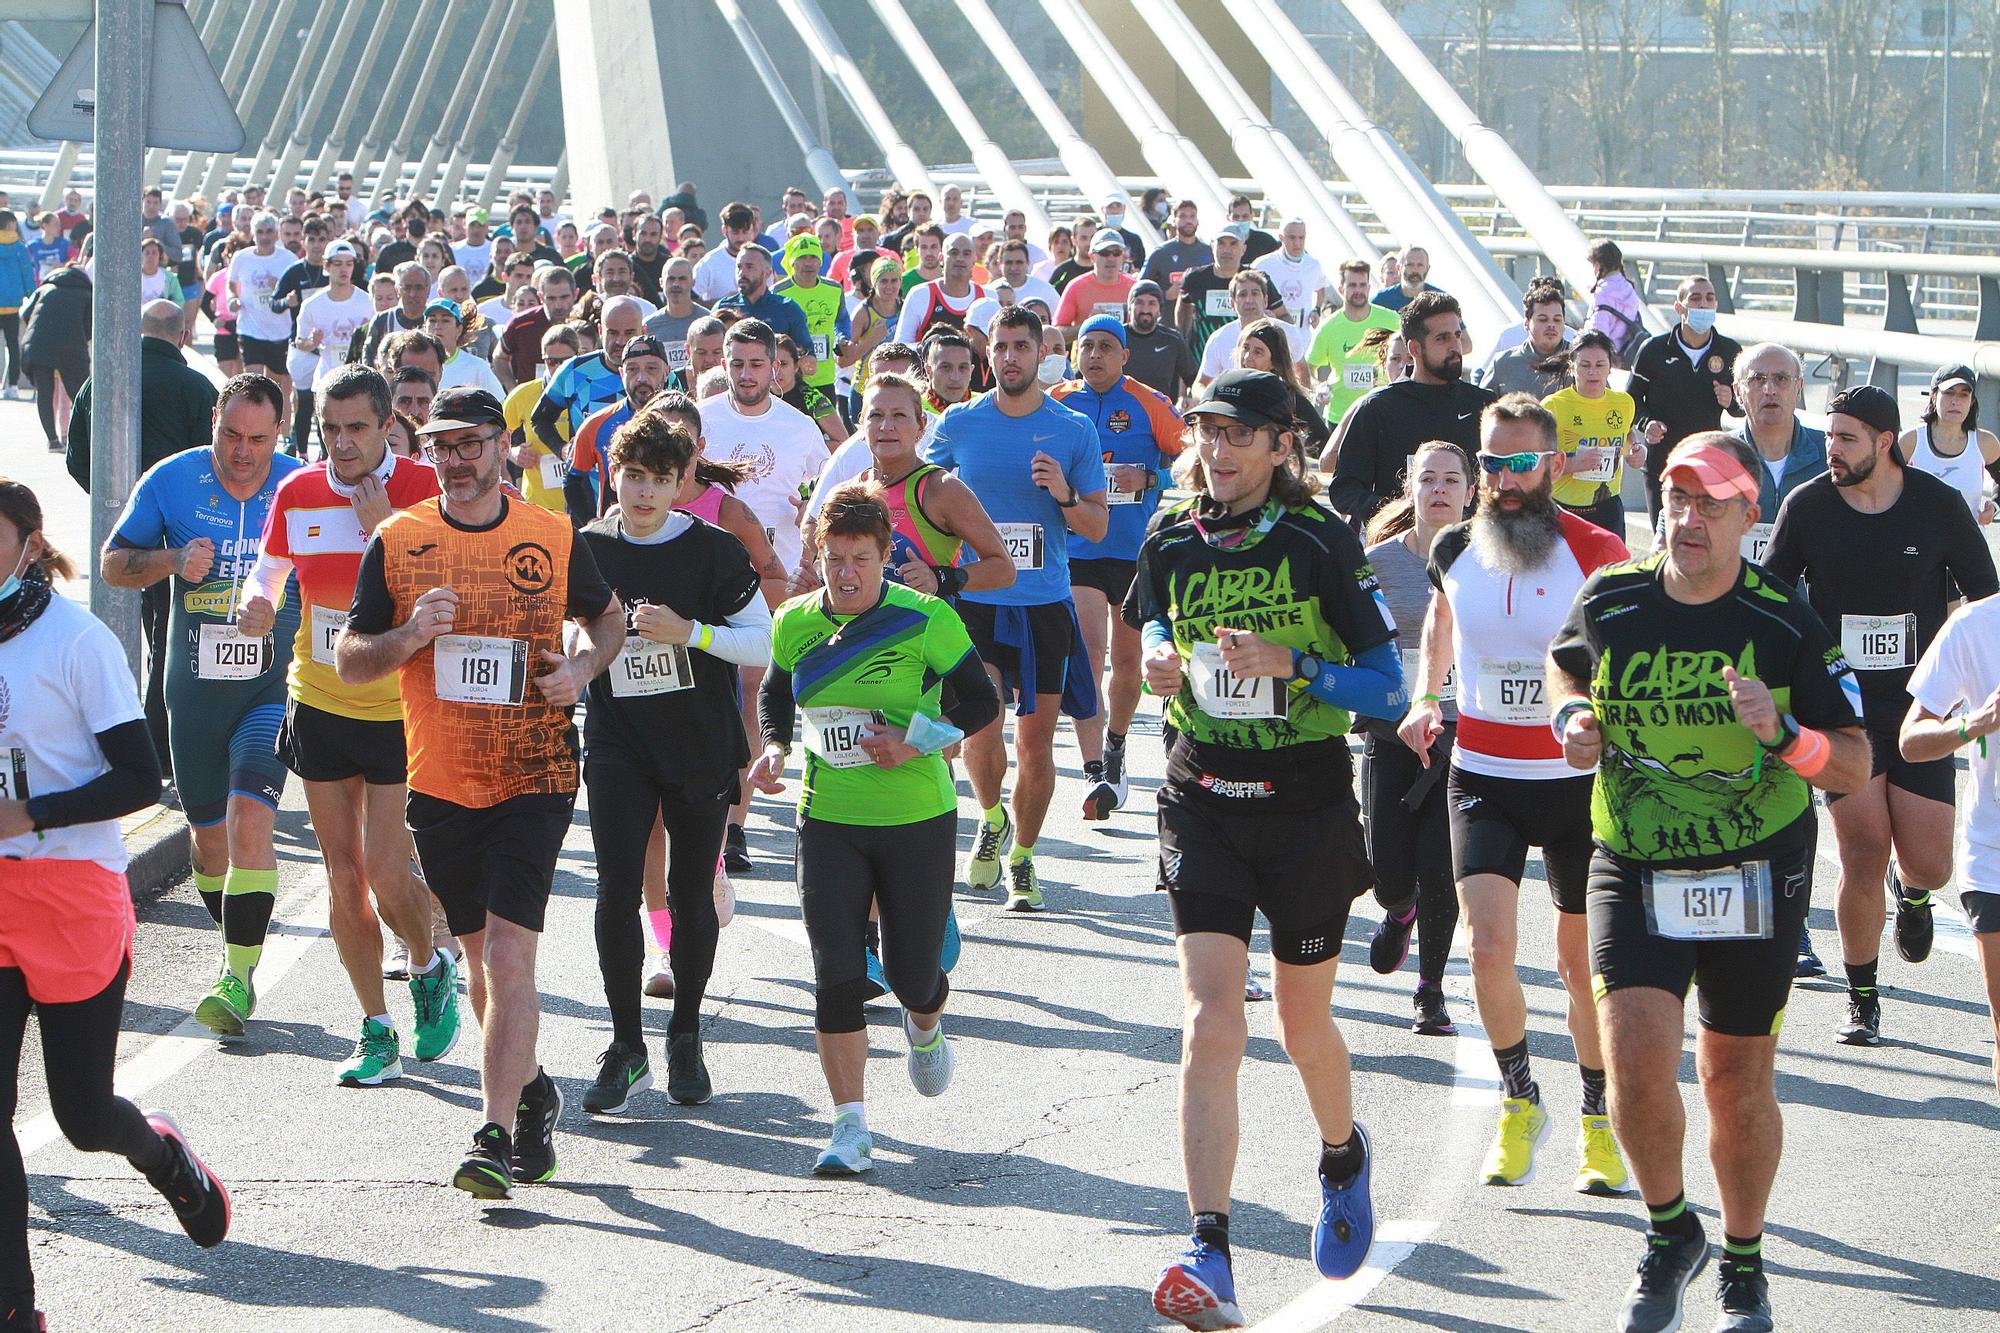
[0,226,35,311]
[1728,416,1826,516]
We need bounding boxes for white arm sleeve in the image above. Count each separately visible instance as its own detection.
[241,550,295,607]
[700,591,773,668]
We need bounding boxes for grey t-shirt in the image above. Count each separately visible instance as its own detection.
[1367,532,1456,723]
[642,304,711,379]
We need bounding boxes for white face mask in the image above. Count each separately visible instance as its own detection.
[1038,353,1069,386]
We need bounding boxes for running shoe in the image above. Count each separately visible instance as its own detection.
[667,1031,712,1105]
[1892,863,1934,964]
[812,1112,874,1176]
[966,809,1013,891]
[713,859,736,927]
[1616,1225,1709,1333]
[1575,1114,1629,1195]
[583,1042,652,1115]
[1243,972,1271,1003]
[1152,1238,1243,1331]
[862,947,889,1001]
[1714,1261,1774,1332]
[1313,1122,1374,1280]
[511,1069,563,1184]
[1,1306,44,1332]
[1103,740,1130,809]
[382,939,411,981]
[723,822,752,874]
[1479,1097,1548,1186]
[941,906,962,973]
[1412,983,1456,1036]
[1838,993,1882,1046]
[337,1017,403,1087]
[453,1123,513,1199]
[1006,857,1044,912]
[1081,760,1118,822]
[1369,903,1417,975]
[140,1111,231,1248]
[409,951,461,1062]
[1794,928,1826,978]
[193,971,253,1038]
[906,1018,955,1097]
[644,959,676,998]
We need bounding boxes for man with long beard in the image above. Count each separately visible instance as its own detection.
[1398,394,1631,1195]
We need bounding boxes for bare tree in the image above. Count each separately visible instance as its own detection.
[1561,0,1660,185]
[1765,0,1914,188]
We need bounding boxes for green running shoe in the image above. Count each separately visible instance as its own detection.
[193,972,254,1038]
[409,951,462,1062]
[338,1017,404,1087]
[1005,857,1044,912]
[966,808,1012,891]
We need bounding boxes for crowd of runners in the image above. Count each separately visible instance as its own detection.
[5,173,2000,1333]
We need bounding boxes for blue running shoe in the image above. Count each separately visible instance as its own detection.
[1313,1121,1375,1280]
[862,947,888,1002]
[940,906,962,974]
[1153,1238,1242,1330]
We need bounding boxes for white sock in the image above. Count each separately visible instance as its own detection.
[903,1010,939,1047]
[833,1100,868,1133]
[416,949,444,975]
[367,1013,394,1030]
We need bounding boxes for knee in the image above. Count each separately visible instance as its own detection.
[1464,922,1518,977]
[1182,1000,1247,1068]
[815,976,871,1034]
[1272,1001,1333,1062]
[1897,847,1952,892]
[886,962,946,1016]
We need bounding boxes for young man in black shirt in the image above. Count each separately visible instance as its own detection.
[1628,276,1743,522]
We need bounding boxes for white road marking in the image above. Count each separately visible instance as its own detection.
[1250,1221,1438,1331]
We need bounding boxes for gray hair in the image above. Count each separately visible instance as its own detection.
[1733,341,1802,381]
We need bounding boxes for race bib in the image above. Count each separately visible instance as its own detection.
[803,706,885,769]
[1841,614,1914,671]
[1403,647,1455,704]
[665,339,690,371]
[1473,656,1548,724]
[1740,522,1774,564]
[0,747,29,802]
[1568,446,1617,483]
[196,623,273,681]
[1204,289,1233,318]
[811,334,830,362]
[309,604,346,667]
[1093,301,1124,317]
[1642,861,1772,940]
[1105,476,1143,505]
[538,454,565,491]
[1342,363,1376,393]
[1189,642,1286,719]
[433,635,528,705]
[609,636,693,697]
[996,522,1043,571]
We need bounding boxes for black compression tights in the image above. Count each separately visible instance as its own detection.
[2,960,164,1314]
[1362,732,1460,987]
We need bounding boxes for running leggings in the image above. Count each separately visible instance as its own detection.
[586,749,727,1045]
[798,813,954,1034]
[26,352,87,448]
[1361,729,1460,988]
[2,959,165,1314]
[0,314,19,390]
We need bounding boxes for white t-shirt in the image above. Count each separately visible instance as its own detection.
[1908,597,2000,893]
[0,597,147,870]
[803,435,875,524]
[1253,251,1328,325]
[699,394,827,571]
[693,245,744,304]
[296,287,375,390]
[453,239,494,287]
[1198,317,1311,381]
[438,350,506,397]
[228,246,301,341]
[477,296,515,333]
[937,215,975,236]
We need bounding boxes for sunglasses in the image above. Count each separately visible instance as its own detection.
[1477,451,1554,475]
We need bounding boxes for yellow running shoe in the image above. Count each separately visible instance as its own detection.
[1479,1097,1549,1185]
[1575,1114,1629,1195]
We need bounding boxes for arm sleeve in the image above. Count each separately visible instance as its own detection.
[703,580,773,667]
[758,661,796,749]
[25,719,161,832]
[345,536,398,633]
[938,647,1000,737]
[564,534,616,620]
[241,551,295,607]
[1301,636,1404,717]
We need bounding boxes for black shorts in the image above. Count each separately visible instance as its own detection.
[1587,841,1812,1037]
[408,788,575,936]
[1839,712,1956,805]
[1446,765,1594,914]
[213,331,240,362]
[238,335,290,374]
[1069,556,1137,605]
[278,697,408,786]
[958,597,1078,701]
[1963,889,2000,935]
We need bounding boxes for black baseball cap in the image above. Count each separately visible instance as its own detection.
[1825,383,1900,438]
[1190,368,1292,431]
[416,387,507,435]
[621,334,670,365]
[1930,363,1976,393]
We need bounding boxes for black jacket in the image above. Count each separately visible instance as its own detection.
[66,337,218,493]
[20,266,92,367]
[1627,328,1745,478]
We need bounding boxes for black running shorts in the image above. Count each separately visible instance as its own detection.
[407,788,574,936]
[1446,765,1594,914]
[278,697,408,787]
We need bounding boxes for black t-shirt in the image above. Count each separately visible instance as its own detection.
[630,249,667,305]
[1178,264,1280,358]
[579,515,761,794]
[1050,259,1090,293]
[1762,468,1998,708]
[1124,325,1198,402]
[375,239,418,276]
[1241,228,1279,264]
[1328,378,1497,524]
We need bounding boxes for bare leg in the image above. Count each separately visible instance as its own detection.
[1600,987,1687,1206]
[1176,932,1249,1215]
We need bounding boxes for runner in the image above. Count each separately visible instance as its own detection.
[1541,330,1659,535]
[1176,223,1278,365]
[923,305,1108,909]
[1122,280,1198,404]
[1134,369,1394,1329]
[1762,385,1998,1045]
[337,386,624,1197]
[1547,432,1868,1333]
[1396,393,1631,1193]
[1360,441,1472,1035]
[1194,269,1308,391]
[1054,231,1138,344]
[99,375,302,1039]
[773,235,851,405]
[751,481,1001,1175]
[1250,219,1329,327]
[530,294,644,456]
[0,482,231,1333]
[237,365,460,1086]
[1049,315,1185,819]
[896,233,986,344]
[561,333,674,523]
[1901,362,2000,524]
[1305,259,1399,430]
[575,410,774,1115]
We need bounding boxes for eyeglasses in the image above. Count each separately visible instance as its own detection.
[422,431,498,463]
[1662,488,1746,520]
[1741,372,1797,390]
[1193,420,1261,447]
[1477,451,1554,475]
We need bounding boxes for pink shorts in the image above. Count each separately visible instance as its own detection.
[0,859,136,1004]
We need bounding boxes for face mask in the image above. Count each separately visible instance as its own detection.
[0,545,28,602]
[1038,353,1069,386]
[1683,307,1717,334]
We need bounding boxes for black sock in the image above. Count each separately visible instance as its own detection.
[1845,959,1878,998]
[1192,1210,1230,1260]
[1580,1064,1608,1117]
[1319,1131,1365,1184]
[864,919,881,952]
[1107,730,1125,751]
[1646,1192,1702,1240]
[1722,1232,1763,1274]
[1493,1039,1540,1104]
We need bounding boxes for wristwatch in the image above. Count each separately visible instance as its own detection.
[1054,486,1080,509]
[1290,650,1322,683]
[1758,713,1800,752]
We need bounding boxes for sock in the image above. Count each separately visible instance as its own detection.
[1192,1209,1230,1261]
[1722,1232,1764,1274]
[221,867,278,983]
[194,869,225,928]
[1646,1192,1702,1240]
[1319,1131,1365,1184]
[833,1100,868,1133]
[864,919,881,952]
[1009,841,1035,864]
[1083,758,1103,778]
[1492,1038,1540,1104]
[903,1010,939,1046]
[1580,1064,1608,1118]
[127,1125,169,1175]
[521,1066,551,1105]
[1845,958,1879,998]
[981,802,1006,830]
[1107,729,1125,751]
[417,949,445,976]
[648,907,674,952]
[1388,900,1417,927]
[367,1012,393,1029]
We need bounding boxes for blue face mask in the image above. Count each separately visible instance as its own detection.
[0,546,28,602]
[1683,307,1717,334]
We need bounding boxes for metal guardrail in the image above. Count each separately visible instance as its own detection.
[0,147,559,208]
